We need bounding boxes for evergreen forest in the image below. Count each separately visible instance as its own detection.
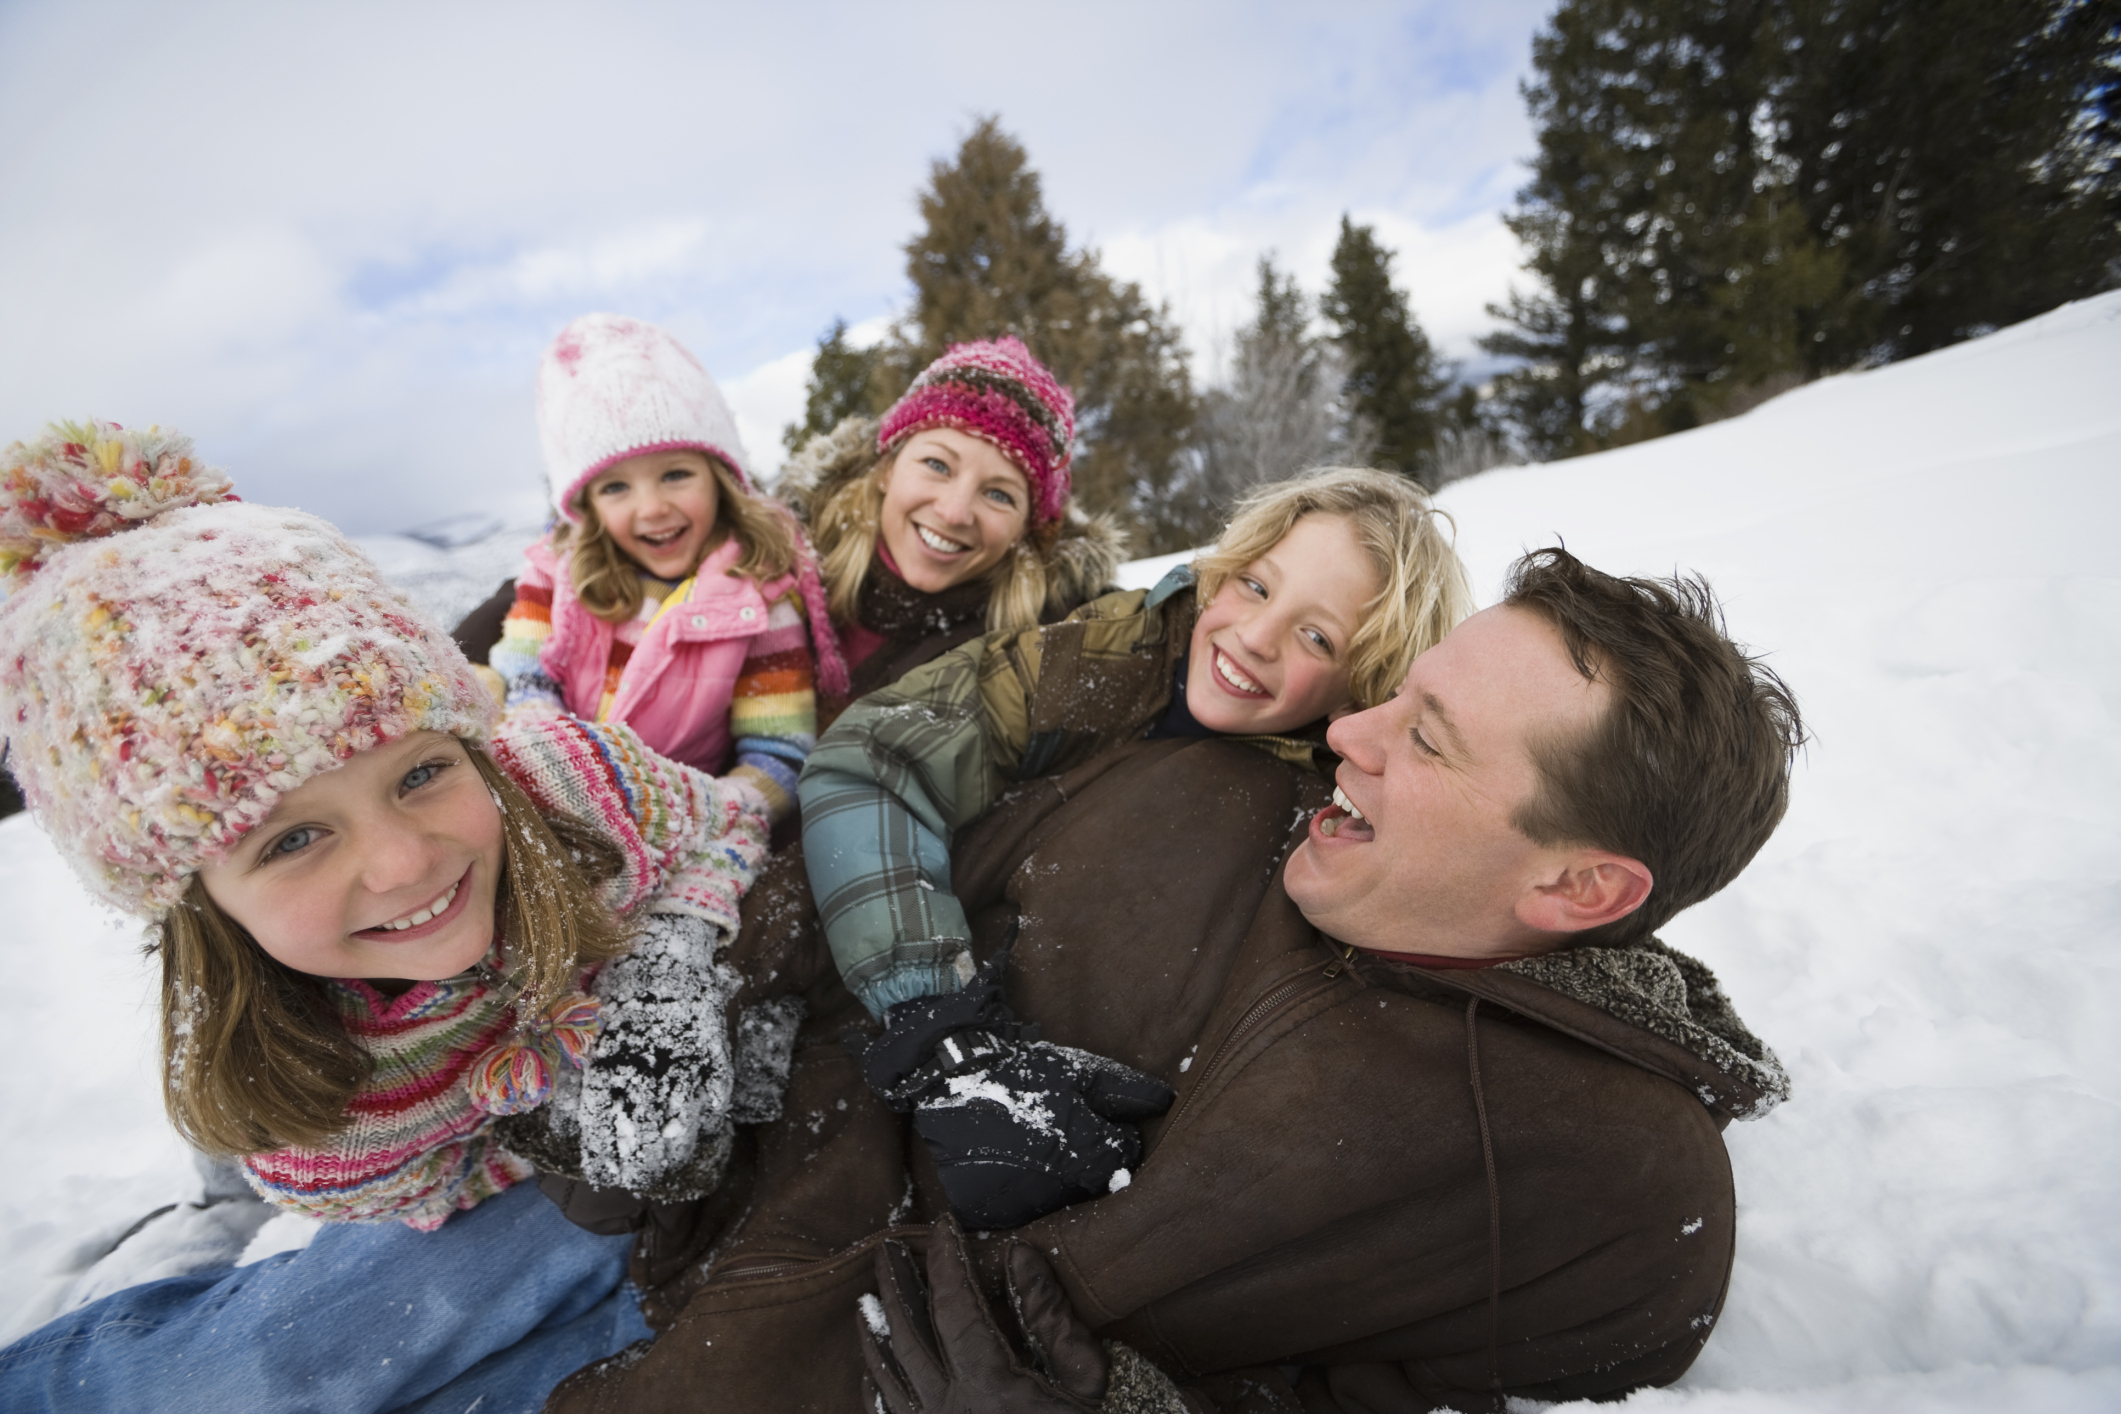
[788,0,2119,549]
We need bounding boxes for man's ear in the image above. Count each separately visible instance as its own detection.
[1514,850,1653,936]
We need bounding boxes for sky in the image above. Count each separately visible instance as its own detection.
[0,0,1554,534]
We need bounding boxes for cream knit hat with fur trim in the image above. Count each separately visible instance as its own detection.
[536,313,752,520]
[0,420,500,918]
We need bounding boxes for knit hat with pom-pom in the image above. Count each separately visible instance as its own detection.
[876,336,1075,527]
[536,313,753,520]
[0,420,500,919]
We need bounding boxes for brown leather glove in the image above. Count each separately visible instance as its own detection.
[858,1216,1109,1412]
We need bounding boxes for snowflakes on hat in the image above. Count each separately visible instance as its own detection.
[0,500,497,916]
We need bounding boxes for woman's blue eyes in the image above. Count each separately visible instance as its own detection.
[921,457,1019,510]
[401,763,439,791]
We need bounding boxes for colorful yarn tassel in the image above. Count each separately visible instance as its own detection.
[465,990,602,1115]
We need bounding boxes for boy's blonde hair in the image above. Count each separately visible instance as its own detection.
[158,747,632,1156]
[558,454,801,624]
[809,435,1061,636]
[1193,467,1473,711]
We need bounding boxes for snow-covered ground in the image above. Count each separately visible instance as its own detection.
[4,294,2119,1409]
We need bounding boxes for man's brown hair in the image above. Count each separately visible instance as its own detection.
[1504,547,1804,948]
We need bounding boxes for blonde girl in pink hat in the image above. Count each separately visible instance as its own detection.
[0,422,795,1410]
[489,313,848,824]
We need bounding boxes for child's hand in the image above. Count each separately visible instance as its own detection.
[573,912,743,1196]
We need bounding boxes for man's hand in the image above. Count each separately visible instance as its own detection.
[858,1217,1108,1413]
[855,949,1174,1230]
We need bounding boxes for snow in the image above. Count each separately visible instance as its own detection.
[4,292,2118,1408]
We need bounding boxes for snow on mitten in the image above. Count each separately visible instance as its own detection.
[731,995,808,1125]
[573,911,744,1196]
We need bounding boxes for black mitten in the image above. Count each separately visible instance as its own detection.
[852,948,1174,1230]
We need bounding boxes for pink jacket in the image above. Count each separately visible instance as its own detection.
[527,536,797,773]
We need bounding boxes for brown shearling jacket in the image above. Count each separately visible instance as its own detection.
[549,731,1787,1413]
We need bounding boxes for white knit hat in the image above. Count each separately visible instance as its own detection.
[535,313,752,520]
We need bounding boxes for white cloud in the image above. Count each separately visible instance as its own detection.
[0,0,1553,533]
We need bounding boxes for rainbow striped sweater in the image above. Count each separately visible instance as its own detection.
[240,715,770,1229]
[490,547,816,822]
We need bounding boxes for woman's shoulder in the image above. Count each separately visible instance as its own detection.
[776,415,882,521]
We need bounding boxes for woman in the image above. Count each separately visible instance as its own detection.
[779,335,1123,726]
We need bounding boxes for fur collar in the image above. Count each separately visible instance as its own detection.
[1493,938,1790,1118]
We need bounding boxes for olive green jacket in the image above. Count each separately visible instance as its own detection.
[797,569,1327,1016]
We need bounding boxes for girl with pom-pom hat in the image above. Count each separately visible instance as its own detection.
[0,421,783,1411]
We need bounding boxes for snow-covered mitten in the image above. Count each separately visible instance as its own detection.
[572,911,744,1198]
[854,952,1174,1231]
[731,995,808,1125]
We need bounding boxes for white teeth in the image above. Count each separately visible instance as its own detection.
[916,525,968,554]
[380,880,457,931]
[1215,649,1262,695]
[1333,786,1366,822]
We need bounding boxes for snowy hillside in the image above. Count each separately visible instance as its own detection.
[5,294,2119,1410]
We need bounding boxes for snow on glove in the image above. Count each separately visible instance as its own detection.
[854,948,1175,1231]
[573,911,743,1196]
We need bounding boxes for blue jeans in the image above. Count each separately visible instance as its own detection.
[0,1181,651,1414]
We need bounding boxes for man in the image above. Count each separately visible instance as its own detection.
[548,549,1801,1413]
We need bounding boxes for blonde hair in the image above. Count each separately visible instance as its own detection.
[157,746,631,1156]
[1193,467,1474,711]
[808,434,1060,636]
[558,454,800,623]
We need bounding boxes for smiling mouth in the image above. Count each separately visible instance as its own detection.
[355,868,472,940]
[1316,786,1375,841]
[914,525,971,555]
[637,525,690,549]
[1213,647,1267,698]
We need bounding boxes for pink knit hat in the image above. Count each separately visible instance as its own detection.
[876,336,1076,527]
[0,421,500,918]
[536,313,752,520]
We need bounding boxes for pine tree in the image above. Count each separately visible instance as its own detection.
[878,119,1199,552]
[1780,0,2121,367]
[1485,0,2119,458]
[782,319,885,455]
[1321,217,1450,486]
[1192,256,1374,534]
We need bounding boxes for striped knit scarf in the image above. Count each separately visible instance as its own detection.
[241,716,768,1227]
[243,962,532,1230]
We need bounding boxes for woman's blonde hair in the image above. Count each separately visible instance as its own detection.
[808,435,1060,636]
[157,746,632,1156]
[558,454,800,623]
[1193,467,1474,711]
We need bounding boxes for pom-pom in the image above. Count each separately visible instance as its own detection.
[540,991,604,1071]
[467,1038,556,1115]
[463,990,602,1115]
[0,419,236,580]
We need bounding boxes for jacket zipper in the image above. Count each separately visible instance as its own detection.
[1158,950,1352,1140]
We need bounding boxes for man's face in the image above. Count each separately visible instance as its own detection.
[1284,604,1611,958]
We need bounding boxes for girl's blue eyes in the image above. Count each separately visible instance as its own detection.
[269,827,317,857]
[595,467,694,497]
[1239,577,1335,655]
[257,759,452,865]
